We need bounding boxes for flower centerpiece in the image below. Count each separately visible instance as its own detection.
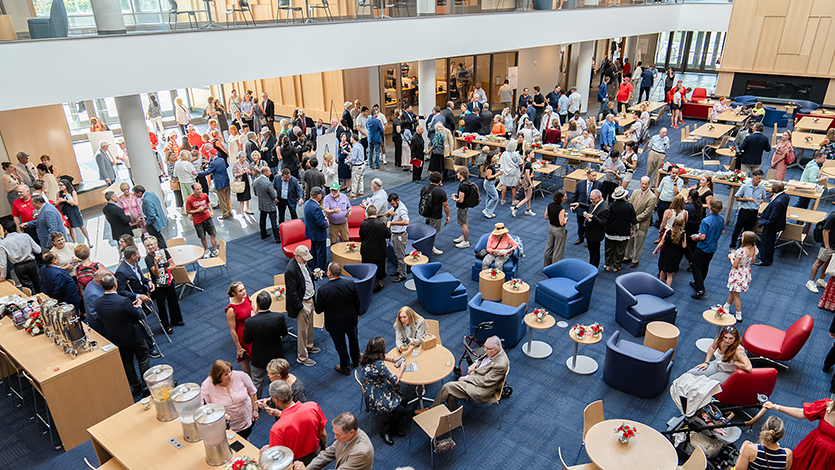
[814,117,820,123]
[345,242,357,253]
[490,267,498,279]
[530,141,542,150]
[708,124,715,131]
[313,268,324,280]
[533,308,547,322]
[272,286,285,300]
[805,135,814,143]
[615,422,637,444]
[726,170,745,183]
[464,134,476,144]
[509,278,522,290]
[590,322,604,338]
[712,304,727,319]
[409,250,422,261]
[572,324,588,339]
[23,311,43,336]
[225,456,259,470]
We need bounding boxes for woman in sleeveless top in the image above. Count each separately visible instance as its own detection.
[735,416,792,470]
[544,190,568,266]
[765,398,835,470]
[687,325,752,383]
[226,281,255,376]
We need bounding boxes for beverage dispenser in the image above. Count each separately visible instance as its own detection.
[194,403,232,466]
[143,365,177,422]
[170,383,202,442]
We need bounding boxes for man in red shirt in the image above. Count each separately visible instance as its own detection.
[617,77,634,114]
[186,125,203,149]
[185,183,219,258]
[262,381,327,466]
[12,184,35,227]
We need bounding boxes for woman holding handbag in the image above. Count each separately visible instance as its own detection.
[771,131,795,181]
[232,151,253,215]
[428,122,446,173]
[143,236,183,334]
[410,125,426,183]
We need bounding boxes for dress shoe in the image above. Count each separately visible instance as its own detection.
[754,261,769,267]
[308,347,321,354]
[574,239,584,245]
[149,349,163,359]
[622,258,632,264]
[630,262,639,268]
[390,272,399,277]
[172,321,185,327]
[335,365,351,376]
[689,281,697,290]
[297,357,316,366]
[380,427,394,446]
[165,328,174,335]
[373,284,384,292]
[393,275,407,283]
[691,291,706,299]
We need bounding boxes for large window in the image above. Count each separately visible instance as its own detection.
[655,31,726,73]
[33,0,168,29]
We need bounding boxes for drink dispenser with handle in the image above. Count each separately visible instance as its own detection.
[194,403,232,466]
[143,365,178,422]
[171,383,202,442]
[259,446,295,470]
[41,298,57,340]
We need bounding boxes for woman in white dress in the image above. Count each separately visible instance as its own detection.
[228,125,241,166]
[499,140,522,205]
[322,153,338,188]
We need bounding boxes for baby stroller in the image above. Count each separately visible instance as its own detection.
[662,373,767,470]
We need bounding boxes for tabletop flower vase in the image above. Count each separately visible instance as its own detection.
[572,324,587,339]
[615,422,637,444]
[226,456,259,470]
[509,278,522,290]
[313,268,324,280]
[590,323,603,338]
[273,286,285,300]
[23,311,44,336]
[490,267,498,279]
[533,308,547,322]
[712,304,726,319]
[345,242,357,253]
[410,250,422,261]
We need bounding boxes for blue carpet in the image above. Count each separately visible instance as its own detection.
[5,120,834,469]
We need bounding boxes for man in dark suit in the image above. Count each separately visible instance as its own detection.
[294,109,316,139]
[243,291,288,398]
[442,101,456,133]
[757,182,789,267]
[260,127,278,171]
[286,245,319,367]
[315,262,361,376]
[330,118,346,144]
[39,252,81,311]
[274,169,303,225]
[480,103,493,135]
[571,189,609,268]
[95,273,150,397]
[358,206,391,292]
[341,102,354,133]
[739,122,771,176]
[304,187,329,272]
[114,246,161,358]
[571,169,603,245]
[262,92,276,135]
[463,107,481,133]
[102,191,133,241]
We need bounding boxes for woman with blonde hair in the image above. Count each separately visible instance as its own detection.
[393,306,426,352]
[655,194,688,244]
[200,360,257,440]
[89,116,108,132]
[322,152,338,188]
[262,358,307,412]
[428,122,446,173]
[654,216,686,286]
[228,125,241,164]
[232,151,253,215]
[771,131,795,181]
[117,182,145,234]
[512,149,536,217]
[735,416,792,470]
[174,97,190,135]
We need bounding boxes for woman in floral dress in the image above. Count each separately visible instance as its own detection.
[359,336,416,446]
[770,131,795,181]
[725,231,758,322]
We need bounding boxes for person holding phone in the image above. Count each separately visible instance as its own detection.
[393,306,426,352]
[358,336,416,446]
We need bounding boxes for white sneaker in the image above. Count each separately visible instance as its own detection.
[212,249,220,257]
[432,248,443,255]
[524,210,536,216]
[203,250,212,259]
[511,206,517,217]
[735,312,742,322]
[455,241,470,249]
[817,279,828,288]
[806,280,820,293]
[489,213,497,218]
[482,210,489,217]
[453,236,465,243]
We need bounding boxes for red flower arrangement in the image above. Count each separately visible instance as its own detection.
[273,286,286,299]
[615,422,637,443]
[713,304,726,319]
[489,267,498,278]
[726,170,745,183]
[345,242,357,253]
[23,311,44,336]
[533,308,547,322]
[409,250,422,261]
[509,278,522,290]
[589,323,603,337]
[572,324,587,338]
[226,456,259,470]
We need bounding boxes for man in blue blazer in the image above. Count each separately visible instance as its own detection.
[366,109,385,170]
[571,169,603,245]
[134,185,167,248]
[757,181,789,267]
[304,187,329,272]
[95,273,150,396]
[40,252,81,311]
[21,195,66,249]
[274,169,302,225]
[198,147,232,219]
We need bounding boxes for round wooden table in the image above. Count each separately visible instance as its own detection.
[716,148,735,158]
[403,254,429,291]
[643,321,680,360]
[502,281,530,312]
[168,245,205,266]
[585,419,678,470]
[567,329,603,375]
[522,313,555,359]
[479,270,505,301]
[330,242,362,273]
[252,284,286,313]
[697,309,736,353]
[384,345,455,386]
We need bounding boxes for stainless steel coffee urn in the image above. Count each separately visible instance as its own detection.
[194,403,232,466]
[55,303,93,358]
[170,383,202,443]
[143,365,177,422]
[259,446,294,470]
[41,299,57,339]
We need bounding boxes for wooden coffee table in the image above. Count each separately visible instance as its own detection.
[502,280,530,312]
[479,270,505,301]
[585,419,678,470]
[330,242,362,273]
[403,254,429,291]
[697,309,736,353]
[567,329,603,375]
[253,284,287,313]
[522,313,555,359]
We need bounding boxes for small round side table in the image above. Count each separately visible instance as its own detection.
[567,329,603,375]
[403,254,429,291]
[522,313,555,358]
[479,270,505,301]
[502,281,530,312]
[697,309,736,353]
[643,321,680,360]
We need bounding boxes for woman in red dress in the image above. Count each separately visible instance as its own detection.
[764,398,835,470]
[226,281,255,376]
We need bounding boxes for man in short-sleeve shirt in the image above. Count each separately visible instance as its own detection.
[690,200,725,299]
[808,211,835,293]
[323,183,352,244]
[421,171,449,256]
[185,183,219,258]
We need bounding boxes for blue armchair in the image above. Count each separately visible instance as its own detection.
[615,272,677,337]
[602,330,674,398]
[762,106,788,128]
[468,293,526,348]
[534,259,597,319]
[386,222,436,266]
[411,262,467,315]
[470,233,519,281]
[342,263,377,316]
[28,0,69,39]
[792,99,820,114]
[732,95,758,107]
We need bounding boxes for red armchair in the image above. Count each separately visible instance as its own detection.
[347,206,366,242]
[742,315,814,371]
[278,219,311,259]
[690,88,708,102]
[713,368,778,407]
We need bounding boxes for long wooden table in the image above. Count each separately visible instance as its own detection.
[535,147,607,166]
[690,123,735,140]
[455,136,509,151]
[758,203,826,257]
[792,131,825,151]
[0,289,133,450]
[795,116,833,132]
[89,402,260,469]
[628,101,665,114]
[714,109,750,124]
[810,109,835,118]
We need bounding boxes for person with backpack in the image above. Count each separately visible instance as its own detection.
[450,168,479,249]
[74,244,104,296]
[418,171,449,255]
[806,210,835,293]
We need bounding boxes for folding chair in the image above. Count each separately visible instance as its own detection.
[276,0,303,24]
[20,370,61,449]
[227,0,255,26]
[198,240,231,282]
[171,266,202,299]
[168,0,198,30]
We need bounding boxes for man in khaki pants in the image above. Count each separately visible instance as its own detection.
[624,176,657,268]
[285,246,320,367]
[645,127,670,189]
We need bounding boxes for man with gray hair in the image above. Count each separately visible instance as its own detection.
[570,188,609,268]
[361,178,387,216]
[253,166,280,243]
[420,335,509,413]
[243,291,288,398]
[21,194,66,249]
[245,131,259,161]
[624,176,657,268]
[298,412,374,470]
[94,142,117,185]
[264,380,327,466]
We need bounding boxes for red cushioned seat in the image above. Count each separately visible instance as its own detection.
[690,87,707,102]
[347,206,366,242]
[713,368,778,407]
[742,315,814,363]
[279,219,311,259]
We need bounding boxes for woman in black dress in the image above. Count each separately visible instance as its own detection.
[337,133,352,191]
[428,122,445,173]
[654,216,686,287]
[392,109,404,170]
[683,189,705,267]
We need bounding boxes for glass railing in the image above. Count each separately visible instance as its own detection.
[5,0,730,42]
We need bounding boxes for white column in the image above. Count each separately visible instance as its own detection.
[91,0,126,35]
[418,60,435,120]
[576,41,594,114]
[416,0,435,16]
[625,36,639,66]
[114,95,163,204]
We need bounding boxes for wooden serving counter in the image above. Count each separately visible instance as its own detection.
[89,402,261,470]
[0,287,133,450]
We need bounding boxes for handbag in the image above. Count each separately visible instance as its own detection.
[825,256,835,277]
[230,180,246,194]
[433,413,456,454]
[475,249,488,260]
[169,176,180,191]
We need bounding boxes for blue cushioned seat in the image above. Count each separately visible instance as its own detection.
[470,233,519,281]
[411,262,467,315]
[468,293,526,348]
[537,278,580,303]
[615,272,677,337]
[387,222,436,266]
[28,0,69,39]
[342,263,377,315]
[603,330,674,398]
[534,259,597,319]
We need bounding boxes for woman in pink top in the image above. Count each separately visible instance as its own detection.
[481,222,518,273]
[117,182,145,234]
[200,360,258,440]
[771,131,795,181]
[712,96,732,122]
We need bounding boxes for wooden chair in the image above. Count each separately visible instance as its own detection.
[312,310,327,351]
[772,123,779,147]
[411,405,466,469]
[559,447,598,470]
[724,156,737,171]
[464,365,509,429]
[776,224,809,261]
[171,266,199,298]
[677,446,706,470]
[198,240,230,282]
[20,287,31,296]
[166,237,185,247]
[424,318,441,345]
[702,135,726,169]
[679,126,699,153]
[354,368,383,432]
[583,400,604,441]
[443,157,466,175]
[273,274,285,285]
